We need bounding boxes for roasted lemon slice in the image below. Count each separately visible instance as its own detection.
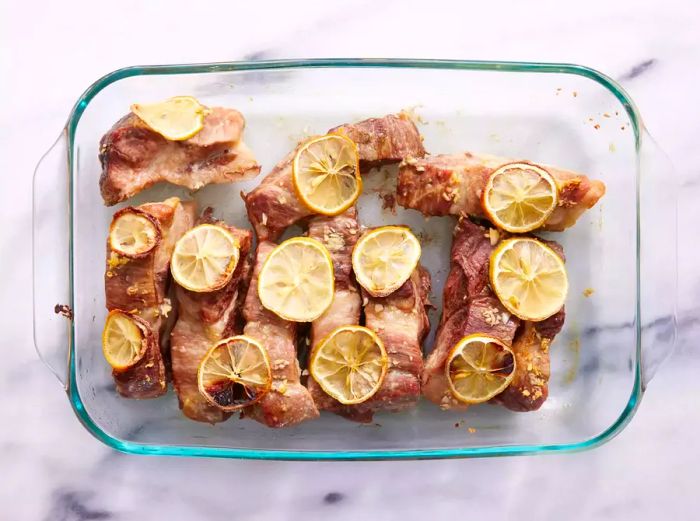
[483,163,558,233]
[108,207,162,258]
[489,237,568,321]
[352,226,421,297]
[292,134,361,216]
[446,334,516,404]
[131,96,207,141]
[171,224,240,293]
[197,335,272,411]
[102,310,148,371]
[257,237,334,322]
[310,325,388,405]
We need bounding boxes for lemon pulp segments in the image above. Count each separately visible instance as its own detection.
[483,163,558,233]
[131,96,207,141]
[310,326,388,405]
[292,134,361,216]
[489,237,568,321]
[102,311,147,371]
[257,237,334,322]
[197,336,272,411]
[352,226,421,297]
[446,334,515,404]
[171,224,240,293]
[109,208,161,257]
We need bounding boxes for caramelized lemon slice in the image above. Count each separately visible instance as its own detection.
[483,163,558,233]
[310,325,388,405]
[171,224,240,293]
[352,226,421,297]
[446,334,516,404]
[292,134,361,216]
[102,310,148,371]
[489,237,568,321]
[197,335,272,411]
[108,207,161,258]
[131,96,207,141]
[257,237,334,322]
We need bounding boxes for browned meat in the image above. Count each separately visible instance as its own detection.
[244,113,425,241]
[357,267,431,417]
[105,197,197,398]
[170,210,252,423]
[111,313,165,398]
[494,309,565,412]
[305,209,364,420]
[99,107,260,206]
[243,242,319,427]
[308,208,361,345]
[329,112,426,167]
[397,152,605,231]
[423,218,565,411]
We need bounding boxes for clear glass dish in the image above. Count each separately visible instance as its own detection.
[33,59,676,460]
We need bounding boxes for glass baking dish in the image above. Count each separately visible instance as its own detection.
[33,59,677,460]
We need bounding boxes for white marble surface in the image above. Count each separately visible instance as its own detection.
[2,0,699,519]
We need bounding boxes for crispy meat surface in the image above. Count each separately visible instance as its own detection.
[397,152,605,231]
[99,108,260,206]
[243,242,319,428]
[105,197,196,398]
[170,210,252,423]
[244,113,425,241]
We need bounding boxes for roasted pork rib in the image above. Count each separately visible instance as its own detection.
[170,210,252,423]
[397,152,605,231]
[306,209,363,420]
[99,107,260,206]
[105,197,196,398]
[243,113,425,241]
[243,242,319,427]
[305,214,431,422]
[422,218,564,411]
[356,267,432,419]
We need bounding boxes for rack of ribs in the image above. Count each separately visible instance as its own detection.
[397,152,605,231]
[105,197,196,398]
[242,242,319,428]
[170,210,252,423]
[422,218,565,411]
[243,113,426,241]
[99,107,260,206]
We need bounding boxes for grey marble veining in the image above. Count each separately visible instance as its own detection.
[1,1,699,519]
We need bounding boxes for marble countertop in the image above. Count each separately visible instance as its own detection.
[2,0,699,519]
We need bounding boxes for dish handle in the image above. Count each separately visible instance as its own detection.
[639,130,677,390]
[33,130,72,390]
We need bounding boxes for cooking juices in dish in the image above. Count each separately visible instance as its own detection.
[99,97,605,426]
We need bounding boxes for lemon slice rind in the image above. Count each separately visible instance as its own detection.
[131,96,207,141]
[352,226,421,297]
[483,162,558,233]
[489,237,568,322]
[197,335,272,411]
[257,237,335,322]
[171,224,240,293]
[292,134,361,216]
[445,333,516,404]
[310,325,388,405]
